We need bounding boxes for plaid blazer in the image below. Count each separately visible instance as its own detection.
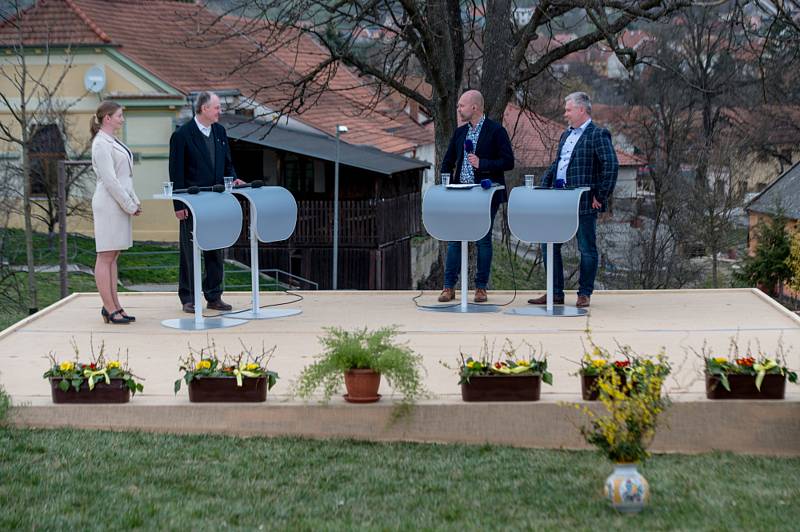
[540,121,618,215]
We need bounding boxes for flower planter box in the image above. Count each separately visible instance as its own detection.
[188,376,268,402]
[50,378,131,404]
[461,374,541,402]
[581,374,600,401]
[705,373,786,400]
[580,375,639,401]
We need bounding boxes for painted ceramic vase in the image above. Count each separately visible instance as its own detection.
[604,463,649,513]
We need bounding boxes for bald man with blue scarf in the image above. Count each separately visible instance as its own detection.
[437,90,514,303]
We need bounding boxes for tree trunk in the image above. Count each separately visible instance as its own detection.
[480,0,515,122]
[21,137,38,314]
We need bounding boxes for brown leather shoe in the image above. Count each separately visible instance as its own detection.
[576,295,591,308]
[207,299,233,311]
[437,288,455,302]
[474,288,488,303]
[527,293,564,305]
[182,302,195,313]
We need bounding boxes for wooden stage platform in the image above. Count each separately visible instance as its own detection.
[2,289,798,456]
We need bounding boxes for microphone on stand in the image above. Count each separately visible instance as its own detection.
[173,184,227,194]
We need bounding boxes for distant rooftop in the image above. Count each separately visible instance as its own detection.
[747,161,800,219]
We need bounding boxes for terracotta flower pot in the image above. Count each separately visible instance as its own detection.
[343,369,381,403]
[188,376,268,402]
[460,374,541,402]
[50,378,131,404]
[705,373,786,400]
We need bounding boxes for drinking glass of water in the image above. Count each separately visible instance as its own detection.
[524,174,535,188]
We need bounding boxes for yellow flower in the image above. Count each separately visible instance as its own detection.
[713,357,727,364]
[59,361,74,372]
[107,361,121,369]
[516,360,530,367]
[592,359,607,368]
[466,361,476,369]
[245,363,259,371]
[196,360,211,370]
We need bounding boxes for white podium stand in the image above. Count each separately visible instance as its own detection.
[421,184,504,313]
[155,192,246,330]
[506,186,590,317]
[229,186,302,320]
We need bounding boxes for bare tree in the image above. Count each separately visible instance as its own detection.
[192,0,690,172]
[735,0,800,174]
[606,66,704,289]
[654,4,754,286]
[609,4,756,287]
[0,0,85,312]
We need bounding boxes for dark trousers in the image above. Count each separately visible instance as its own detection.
[542,212,598,298]
[178,216,224,304]
[443,204,499,289]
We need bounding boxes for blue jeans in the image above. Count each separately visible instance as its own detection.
[541,212,598,298]
[444,205,498,289]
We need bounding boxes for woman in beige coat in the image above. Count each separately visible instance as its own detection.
[90,101,141,324]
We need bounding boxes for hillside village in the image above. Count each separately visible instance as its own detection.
[0,0,798,301]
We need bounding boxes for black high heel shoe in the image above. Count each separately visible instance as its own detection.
[119,308,135,322]
[101,307,131,324]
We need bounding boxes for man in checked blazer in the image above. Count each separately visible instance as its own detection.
[528,92,618,308]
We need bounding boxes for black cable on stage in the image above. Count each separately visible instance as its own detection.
[200,290,305,318]
[411,227,518,309]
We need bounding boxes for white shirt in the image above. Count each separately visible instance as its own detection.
[194,116,212,137]
[556,118,592,184]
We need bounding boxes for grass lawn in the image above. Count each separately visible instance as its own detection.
[0,428,797,530]
[0,228,272,331]
[0,272,99,331]
[490,242,547,291]
[0,228,258,287]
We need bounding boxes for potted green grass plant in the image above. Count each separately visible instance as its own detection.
[295,326,426,404]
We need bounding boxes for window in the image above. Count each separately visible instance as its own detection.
[28,124,65,197]
[283,153,315,194]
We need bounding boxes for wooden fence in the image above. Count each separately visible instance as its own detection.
[287,192,421,247]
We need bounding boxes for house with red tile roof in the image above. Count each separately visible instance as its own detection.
[503,105,645,199]
[0,0,434,289]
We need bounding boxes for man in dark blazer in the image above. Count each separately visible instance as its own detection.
[169,91,241,313]
[438,90,514,303]
[528,92,618,308]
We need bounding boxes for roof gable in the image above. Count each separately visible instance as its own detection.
[748,161,800,219]
[0,0,111,45]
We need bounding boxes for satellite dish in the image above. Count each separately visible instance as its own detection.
[84,65,106,93]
